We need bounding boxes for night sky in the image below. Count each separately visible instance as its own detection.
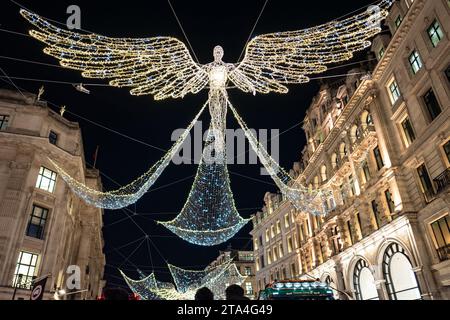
[1,0,377,289]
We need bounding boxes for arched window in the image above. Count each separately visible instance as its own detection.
[339,142,348,159]
[382,243,421,300]
[321,165,327,182]
[353,259,379,300]
[331,153,338,169]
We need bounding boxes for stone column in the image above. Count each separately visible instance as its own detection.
[333,259,351,300]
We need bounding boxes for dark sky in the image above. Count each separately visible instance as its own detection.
[0,0,377,289]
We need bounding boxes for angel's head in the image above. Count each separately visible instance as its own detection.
[213,46,224,62]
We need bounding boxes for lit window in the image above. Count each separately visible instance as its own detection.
[378,47,385,60]
[284,214,290,228]
[49,131,58,145]
[430,215,450,262]
[409,50,423,75]
[401,117,416,147]
[245,282,253,296]
[276,220,281,235]
[13,251,39,289]
[245,267,252,276]
[427,20,444,48]
[278,243,284,258]
[388,79,401,105]
[26,205,48,240]
[270,225,275,238]
[423,89,442,122]
[265,230,270,242]
[35,167,57,193]
[0,115,10,131]
[395,15,403,29]
[287,237,293,253]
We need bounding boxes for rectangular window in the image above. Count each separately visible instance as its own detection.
[388,79,401,105]
[0,115,10,131]
[49,131,58,145]
[271,225,275,238]
[347,220,354,245]
[430,215,450,261]
[395,15,403,29]
[287,237,293,253]
[265,230,270,243]
[378,47,385,60]
[245,282,254,296]
[417,164,434,200]
[409,50,423,74]
[267,250,272,265]
[373,146,384,171]
[291,263,297,277]
[276,220,281,235]
[299,224,304,241]
[427,20,444,48]
[356,213,363,237]
[443,140,450,165]
[284,214,290,228]
[26,205,48,240]
[371,200,381,229]
[384,190,396,214]
[13,251,39,289]
[362,161,371,184]
[278,243,284,258]
[245,267,252,276]
[260,255,265,269]
[254,239,259,251]
[423,89,442,122]
[446,65,450,83]
[35,167,57,193]
[401,117,416,146]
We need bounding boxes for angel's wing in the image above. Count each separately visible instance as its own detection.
[230,0,393,95]
[20,10,208,100]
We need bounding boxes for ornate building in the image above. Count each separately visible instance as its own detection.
[209,247,256,299]
[0,89,106,300]
[251,0,450,300]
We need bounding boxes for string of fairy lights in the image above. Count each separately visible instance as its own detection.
[120,259,246,300]
[48,102,207,210]
[12,0,394,299]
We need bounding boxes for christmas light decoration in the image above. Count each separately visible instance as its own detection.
[120,260,246,300]
[21,0,393,246]
[158,128,251,246]
[48,102,207,210]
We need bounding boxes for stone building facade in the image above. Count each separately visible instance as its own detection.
[251,0,450,300]
[0,89,106,300]
[209,248,257,299]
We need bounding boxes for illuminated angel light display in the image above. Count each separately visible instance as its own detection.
[21,0,393,246]
[120,260,246,300]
